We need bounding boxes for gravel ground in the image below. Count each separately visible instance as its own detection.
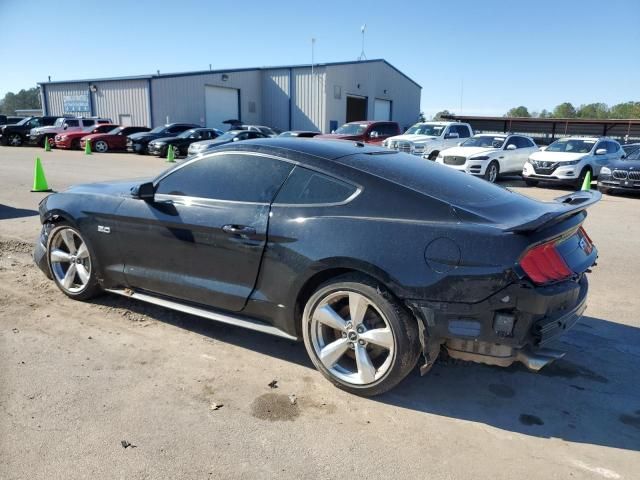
[1,146,639,479]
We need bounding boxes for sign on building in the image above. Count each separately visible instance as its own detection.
[63,94,90,113]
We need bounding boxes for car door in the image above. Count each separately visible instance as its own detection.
[114,151,294,312]
[592,141,611,175]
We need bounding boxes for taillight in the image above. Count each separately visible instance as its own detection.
[519,239,573,284]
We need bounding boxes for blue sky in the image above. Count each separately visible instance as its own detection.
[1,0,638,117]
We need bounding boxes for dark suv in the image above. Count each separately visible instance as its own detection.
[0,116,62,146]
[127,123,200,154]
[0,115,25,125]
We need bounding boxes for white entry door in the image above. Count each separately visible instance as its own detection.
[119,114,132,126]
[373,99,391,121]
[205,85,239,131]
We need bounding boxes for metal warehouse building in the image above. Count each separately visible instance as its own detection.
[39,59,421,133]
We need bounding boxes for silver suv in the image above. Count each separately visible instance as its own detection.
[29,117,112,147]
[523,136,624,188]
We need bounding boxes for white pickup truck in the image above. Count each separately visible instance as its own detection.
[382,121,473,159]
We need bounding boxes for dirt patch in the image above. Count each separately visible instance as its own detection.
[0,239,34,255]
[250,393,300,421]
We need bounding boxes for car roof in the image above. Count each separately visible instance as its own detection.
[223,137,385,160]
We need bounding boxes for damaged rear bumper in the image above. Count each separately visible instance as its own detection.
[408,275,588,370]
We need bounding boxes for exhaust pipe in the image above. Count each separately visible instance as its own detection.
[516,348,565,371]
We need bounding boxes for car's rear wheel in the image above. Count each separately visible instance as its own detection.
[302,274,421,396]
[7,133,23,146]
[484,161,499,183]
[94,140,109,153]
[525,178,539,187]
[47,224,101,300]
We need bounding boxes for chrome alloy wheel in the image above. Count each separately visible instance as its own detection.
[94,140,108,153]
[309,291,395,385]
[487,163,498,183]
[49,228,92,294]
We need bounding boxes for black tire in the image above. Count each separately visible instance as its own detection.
[576,167,592,189]
[598,185,611,195]
[427,151,439,161]
[46,223,102,301]
[524,179,539,187]
[484,161,500,183]
[6,133,23,146]
[302,273,421,396]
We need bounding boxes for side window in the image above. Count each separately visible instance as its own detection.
[169,125,188,134]
[82,119,95,127]
[452,125,471,138]
[28,119,41,128]
[65,119,80,127]
[275,166,357,205]
[513,136,529,148]
[156,154,293,203]
[504,137,518,149]
[606,141,618,154]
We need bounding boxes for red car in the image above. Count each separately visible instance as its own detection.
[80,126,151,153]
[54,124,118,150]
[315,121,400,145]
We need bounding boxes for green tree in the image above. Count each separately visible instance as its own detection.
[0,87,42,114]
[576,103,609,119]
[432,110,452,120]
[538,109,551,118]
[506,106,531,117]
[609,101,640,119]
[417,111,426,122]
[552,102,577,118]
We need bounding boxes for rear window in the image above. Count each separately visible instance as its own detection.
[340,152,515,207]
[275,167,357,205]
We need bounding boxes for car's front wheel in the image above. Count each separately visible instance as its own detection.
[484,161,499,183]
[94,140,109,153]
[47,224,101,300]
[302,274,421,396]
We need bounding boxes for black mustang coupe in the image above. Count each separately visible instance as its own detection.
[34,139,599,396]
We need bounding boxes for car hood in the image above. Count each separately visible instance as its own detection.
[149,136,180,144]
[128,132,163,141]
[440,146,497,157]
[386,134,439,143]
[65,179,148,197]
[606,159,640,170]
[529,151,586,162]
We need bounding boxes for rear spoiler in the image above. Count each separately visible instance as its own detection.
[505,190,602,233]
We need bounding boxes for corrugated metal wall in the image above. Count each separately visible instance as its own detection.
[291,67,326,132]
[46,83,91,116]
[323,61,421,132]
[262,69,290,131]
[151,70,262,127]
[92,80,150,126]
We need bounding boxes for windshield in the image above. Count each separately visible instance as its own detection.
[404,123,445,136]
[546,139,596,153]
[178,129,199,139]
[213,132,236,142]
[80,126,97,133]
[16,117,32,126]
[149,126,166,134]
[462,136,506,148]
[54,118,66,127]
[625,148,640,161]
[107,127,122,134]
[334,123,367,135]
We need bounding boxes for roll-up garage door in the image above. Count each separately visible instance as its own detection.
[205,85,239,131]
[373,99,391,121]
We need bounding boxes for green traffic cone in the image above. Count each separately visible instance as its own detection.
[166,145,175,163]
[44,138,51,152]
[31,157,52,192]
[84,138,92,155]
[581,170,592,191]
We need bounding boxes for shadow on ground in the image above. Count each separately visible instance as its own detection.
[0,204,38,220]
[95,292,640,452]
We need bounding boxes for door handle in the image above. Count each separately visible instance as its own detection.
[222,224,256,236]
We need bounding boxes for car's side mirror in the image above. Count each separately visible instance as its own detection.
[232,137,240,142]
[63,124,68,130]
[131,182,155,201]
[506,144,517,150]
[595,148,607,155]
[457,141,463,146]
[445,132,459,139]
[370,131,379,138]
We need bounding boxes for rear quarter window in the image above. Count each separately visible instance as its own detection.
[274,167,357,205]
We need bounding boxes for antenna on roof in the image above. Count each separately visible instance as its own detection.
[209,64,212,71]
[48,75,51,82]
[358,24,367,61]
[157,70,160,76]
